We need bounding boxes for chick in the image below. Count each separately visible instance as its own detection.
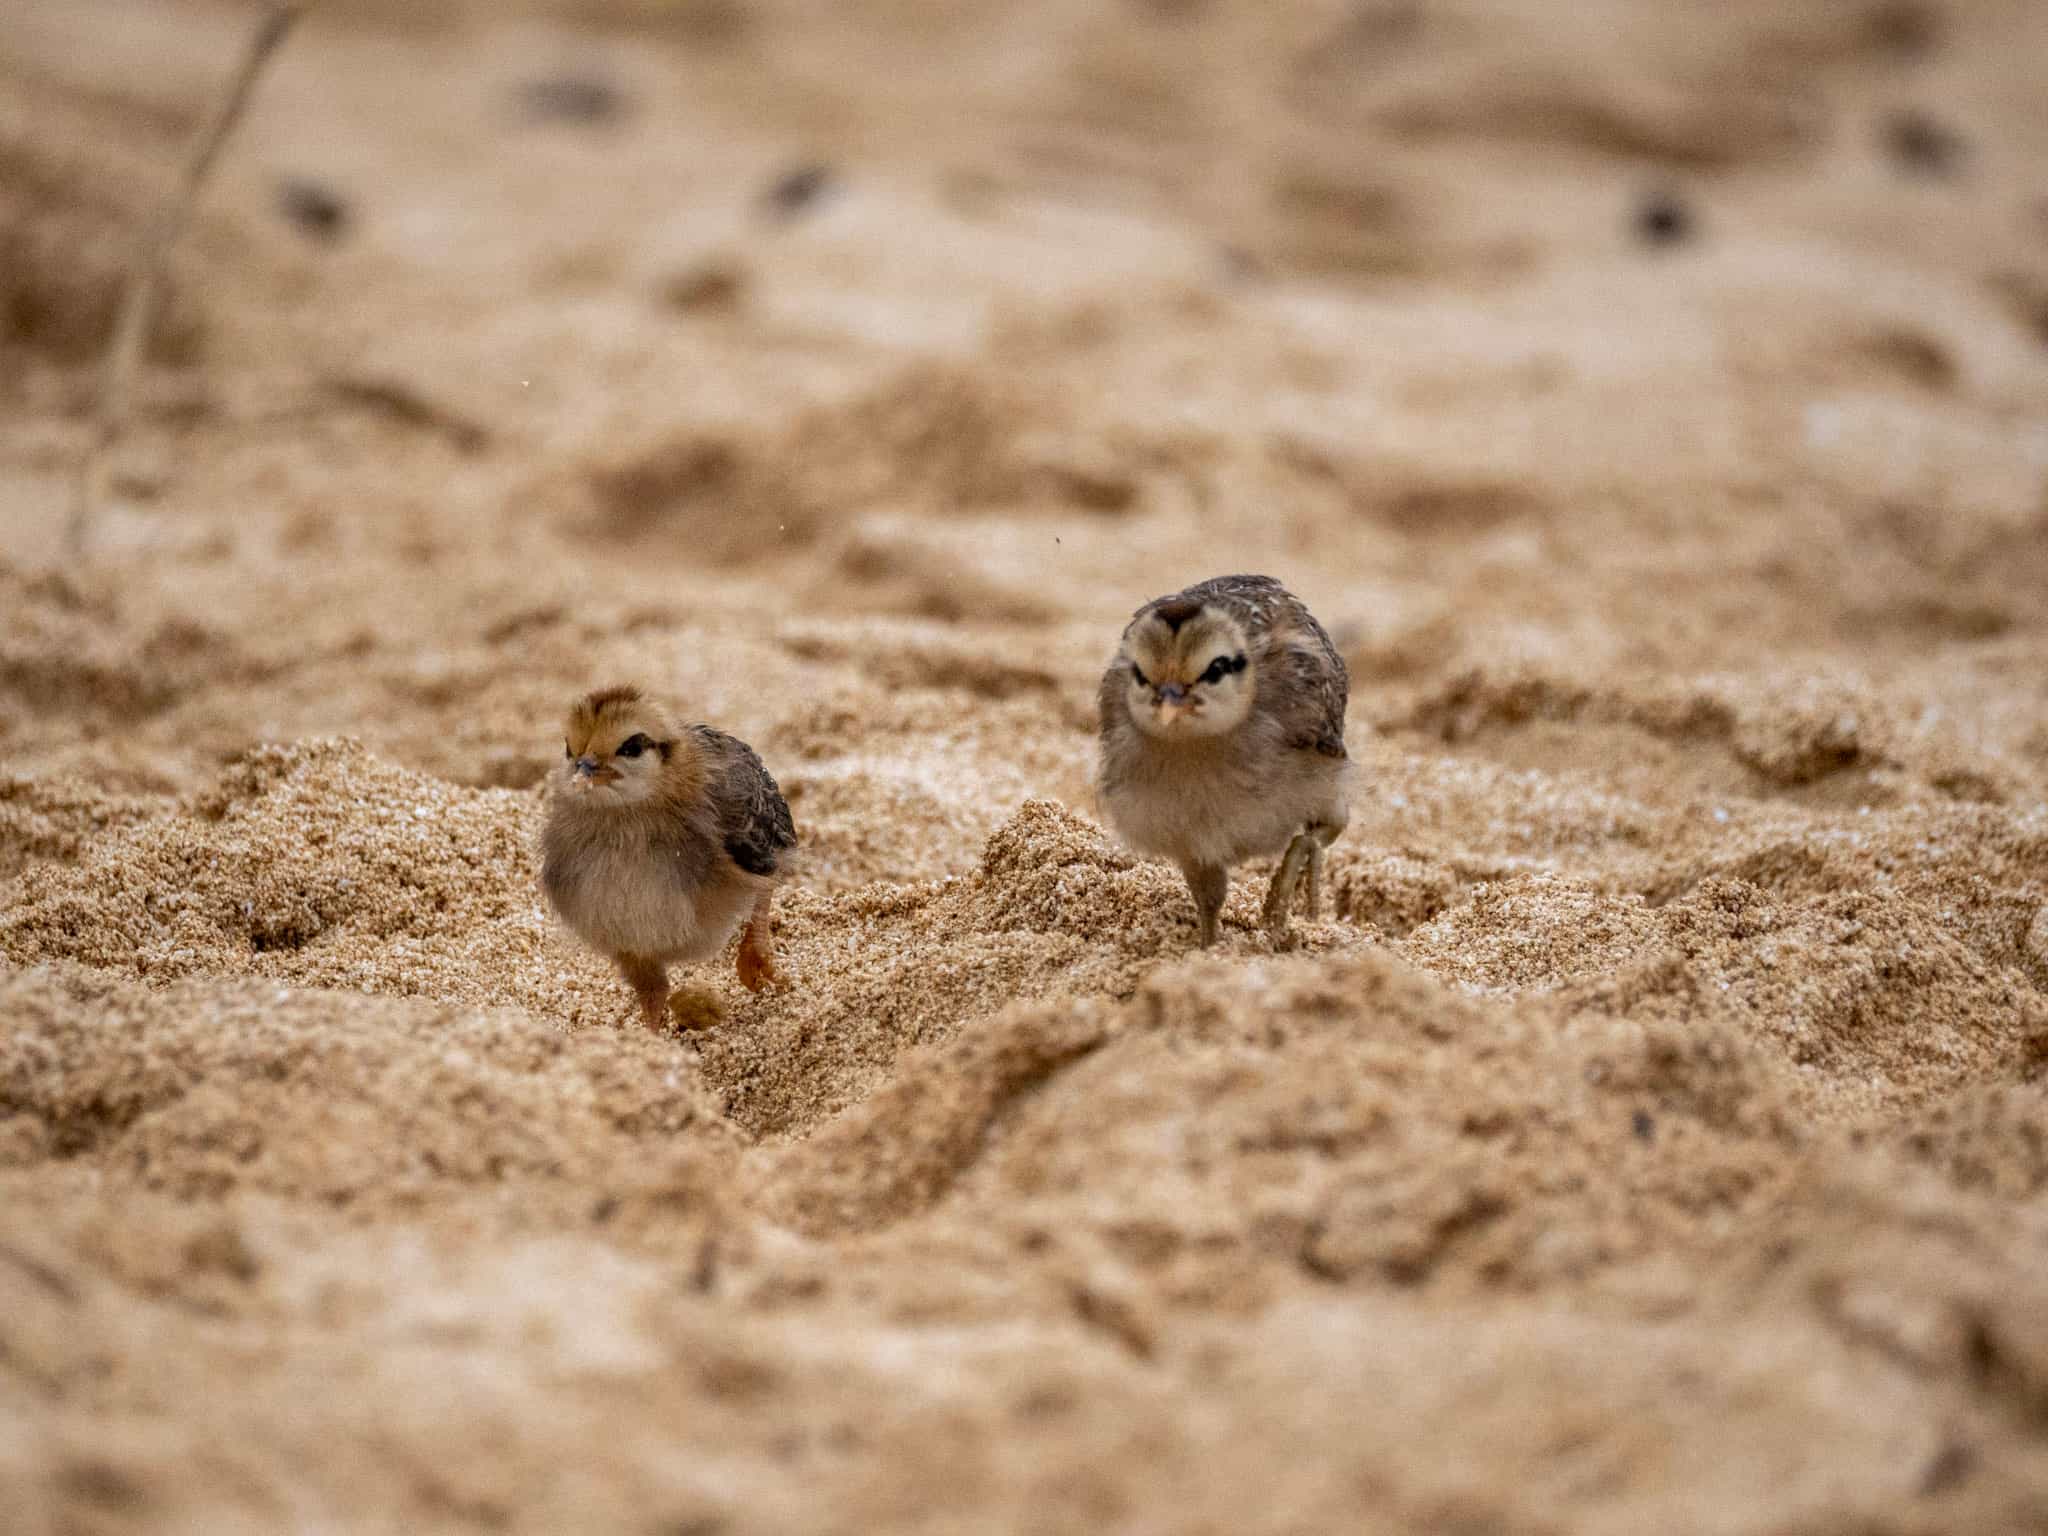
[1097,574,1351,947]
[541,685,797,1030]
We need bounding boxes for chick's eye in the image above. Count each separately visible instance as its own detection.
[615,734,651,759]
[564,742,573,759]
[1200,656,1232,685]
[1131,663,1150,688]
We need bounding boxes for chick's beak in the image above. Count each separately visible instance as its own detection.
[1155,683,1190,724]
[573,755,602,778]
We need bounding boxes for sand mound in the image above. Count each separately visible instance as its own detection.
[0,773,157,881]
[7,0,2048,1528]
[0,965,733,1208]
[0,740,564,1006]
[9,950,2048,1534]
[756,950,1807,1290]
[1388,662,2026,802]
[689,798,1204,1137]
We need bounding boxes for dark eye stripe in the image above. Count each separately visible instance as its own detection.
[1131,663,1150,688]
[616,733,652,758]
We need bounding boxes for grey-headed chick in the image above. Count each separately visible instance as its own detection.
[1097,574,1350,947]
[541,685,796,1030]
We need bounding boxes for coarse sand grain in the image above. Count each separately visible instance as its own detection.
[5,0,2048,1530]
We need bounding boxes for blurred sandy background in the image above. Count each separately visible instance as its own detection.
[5,0,2048,1530]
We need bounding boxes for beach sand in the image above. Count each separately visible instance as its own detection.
[5,0,2048,1529]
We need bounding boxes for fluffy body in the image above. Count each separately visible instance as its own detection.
[542,780,771,966]
[1097,574,1351,945]
[541,686,796,1028]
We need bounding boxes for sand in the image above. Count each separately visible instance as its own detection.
[4,0,2048,1529]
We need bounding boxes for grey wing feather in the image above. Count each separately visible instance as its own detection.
[1283,631,1350,758]
[695,727,797,877]
[1230,579,1347,758]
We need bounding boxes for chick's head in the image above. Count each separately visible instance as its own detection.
[1119,599,1255,739]
[560,684,677,806]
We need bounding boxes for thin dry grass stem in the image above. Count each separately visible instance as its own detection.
[68,4,303,561]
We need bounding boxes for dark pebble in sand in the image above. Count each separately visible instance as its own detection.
[277,178,349,243]
[516,73,627,126]
[763,164,836,218]
[1881,110,1968,177]
[1634,189,1694,248]
[662,257,750,313]
[1863,1,1943,59]
[1918,1441,1976,1497]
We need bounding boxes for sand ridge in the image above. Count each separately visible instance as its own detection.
[5,0,2048,1530]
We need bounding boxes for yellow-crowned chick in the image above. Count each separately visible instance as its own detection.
[541,685,796,1030]
[1097,574,1350,947]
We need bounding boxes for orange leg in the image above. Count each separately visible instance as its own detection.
[616,953,669,1031]
[735,890,780,992]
